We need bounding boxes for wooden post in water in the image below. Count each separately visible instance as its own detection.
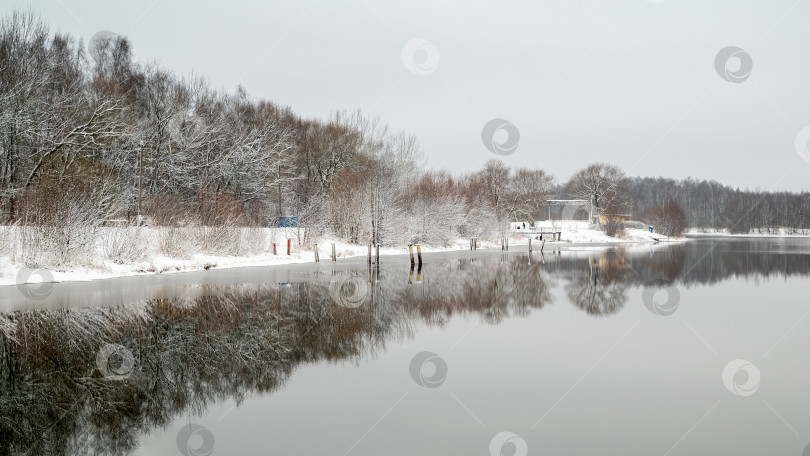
[368,244,372,265]
[417,245,422,265]
[505,237,509,251]
[287,238,291,255]
[529,238,532,252]
[375,244,380,264]
[409,245,415,266]
[273,242,277,255]
[314,243,319,262]
[331,243,336,262]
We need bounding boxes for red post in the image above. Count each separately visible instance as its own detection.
[287,238,291,255]
[273,243,277,255]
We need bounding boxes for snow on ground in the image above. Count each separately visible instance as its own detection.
[0,223,678,287]
[526,220,677,243]
[686,228,810,237]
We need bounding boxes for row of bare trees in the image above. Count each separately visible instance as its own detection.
[0,10,562,262]
[1,10,807,268]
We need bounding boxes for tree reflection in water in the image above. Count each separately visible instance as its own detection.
[2,241,810,455]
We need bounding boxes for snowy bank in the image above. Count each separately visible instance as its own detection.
[686,228,810,238]
[0,224,677,287]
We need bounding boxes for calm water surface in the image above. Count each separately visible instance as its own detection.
[2,238,810,455]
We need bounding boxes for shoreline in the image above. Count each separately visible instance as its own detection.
[685,233,810,239]
[1,236,681,288]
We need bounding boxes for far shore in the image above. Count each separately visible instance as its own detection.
[686,232,810,238]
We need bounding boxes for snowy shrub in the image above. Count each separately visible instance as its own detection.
[102,227,150,264]
[15,180,106,267]
[196,225,240,255]
[158,227,197,258]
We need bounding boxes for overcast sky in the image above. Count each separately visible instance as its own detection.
[10,0,810,191]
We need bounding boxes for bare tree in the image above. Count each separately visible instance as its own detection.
[566,163,629,219]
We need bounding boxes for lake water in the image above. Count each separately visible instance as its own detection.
[2,238,810,455]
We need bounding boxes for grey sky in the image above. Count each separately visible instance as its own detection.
[10,0,810,191]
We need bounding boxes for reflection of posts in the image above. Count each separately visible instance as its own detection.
[408,263,423,284]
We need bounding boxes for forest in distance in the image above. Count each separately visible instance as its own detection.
[2,10,810,269]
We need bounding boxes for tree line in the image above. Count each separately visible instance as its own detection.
[1,10,807,261]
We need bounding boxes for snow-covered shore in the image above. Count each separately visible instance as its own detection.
[0,223,678,287]
[686,228,810,238]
